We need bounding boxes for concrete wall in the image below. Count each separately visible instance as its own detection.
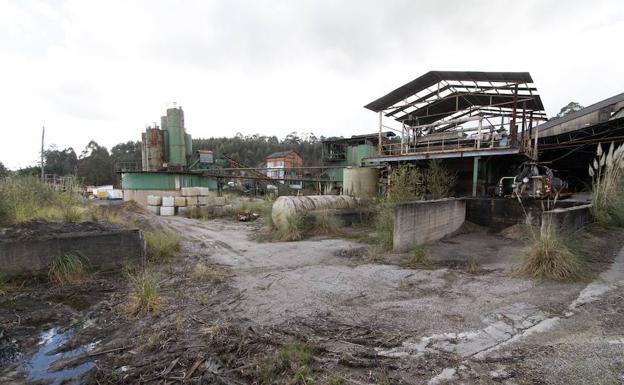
[393,198,465,252]
[541,204,592,236]
[0,229,145,276]
[465,198,582,231]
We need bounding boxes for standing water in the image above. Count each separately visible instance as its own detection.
[20,328,95,385]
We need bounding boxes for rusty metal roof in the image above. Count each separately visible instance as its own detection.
[364,71,539,112]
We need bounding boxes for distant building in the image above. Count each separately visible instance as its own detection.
[265,150,304,187]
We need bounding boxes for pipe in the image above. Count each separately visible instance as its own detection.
[271,195,359,230]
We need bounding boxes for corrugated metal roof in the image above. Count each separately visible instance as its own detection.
[537,92,624,132]
[266,150,301,159]
[364,71,537,112]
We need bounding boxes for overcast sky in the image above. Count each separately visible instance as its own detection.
[1,0,623,169]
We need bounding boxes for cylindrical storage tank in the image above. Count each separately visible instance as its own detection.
[185,133,193,159]
[271,195,358,230]
[166,108,187,167]
[343,167,379,198]
[144,128,164,171]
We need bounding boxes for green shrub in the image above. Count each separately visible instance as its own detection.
[424,159,457,199]
[374,165,424,250]
[144,231,181,263]
[49,253,89,285]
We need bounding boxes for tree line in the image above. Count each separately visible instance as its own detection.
[0,132,325,186]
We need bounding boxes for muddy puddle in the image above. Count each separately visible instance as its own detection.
[19,327,95,385]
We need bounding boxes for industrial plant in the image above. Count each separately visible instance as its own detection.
[3,69,624,385]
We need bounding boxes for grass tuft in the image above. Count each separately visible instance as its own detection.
[190,262,225,283]
[514,229,587,281]
[48,253,89,285]
[401,244,430,268]
[273,214,304,242]
[365,246,385,264]
[258,340,315,384]
[128,270,161,316]
[465,256,478,274]
[144,231,181,263]
[310,210,342,236]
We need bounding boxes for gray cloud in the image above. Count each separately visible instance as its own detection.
[0,0,623,169]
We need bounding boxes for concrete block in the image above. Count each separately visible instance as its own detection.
[177,206,191,216]
[147,195,162,206]
[146,205,160,215]
[541,204,591,236]
[160,206,175,216]
[162,196,175,207]
[181,187,199,196]
[393,198,466,252]
[213,197,226,206]
[198,187,210,196]
[198,196,209,206]
[186,196,198,206]
[0,227,145,276]
[174,196,187,207]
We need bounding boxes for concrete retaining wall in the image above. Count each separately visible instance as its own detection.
[0,229,145,276]
[465,198,582,231]
[541,204,592,236]
[393,198,465,252]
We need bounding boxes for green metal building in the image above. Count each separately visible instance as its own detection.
[321,132,395,187]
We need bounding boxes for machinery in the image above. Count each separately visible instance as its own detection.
[496,162,570,199]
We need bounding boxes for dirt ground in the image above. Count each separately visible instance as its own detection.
[1,205,623,385]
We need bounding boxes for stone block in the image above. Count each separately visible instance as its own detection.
[162,196,175,207]
[147,195,162,206]
[181,187,199,197]
[160,206,175,216]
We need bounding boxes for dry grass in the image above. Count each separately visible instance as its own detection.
[273,214,304,242]
[365,246,385,264]
[310,211,342,236]
[127,271,161,316]
[200,320,231,344]
[0,176,83,226]
[144,231,181,263]
[48,253,89,285]
[465,256,478,274]
[514,228,587,281]
[401,244,430,268]
[190,262,225,283]
[590,142,624,226]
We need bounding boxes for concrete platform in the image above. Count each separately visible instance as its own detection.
[0,224,145,276]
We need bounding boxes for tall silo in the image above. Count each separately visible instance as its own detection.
[165,107,187,167]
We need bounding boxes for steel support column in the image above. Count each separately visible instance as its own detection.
[472,156,480,197]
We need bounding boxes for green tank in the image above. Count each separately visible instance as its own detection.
[165,107,186,167]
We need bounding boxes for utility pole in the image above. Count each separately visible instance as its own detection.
[41,126,45,182]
